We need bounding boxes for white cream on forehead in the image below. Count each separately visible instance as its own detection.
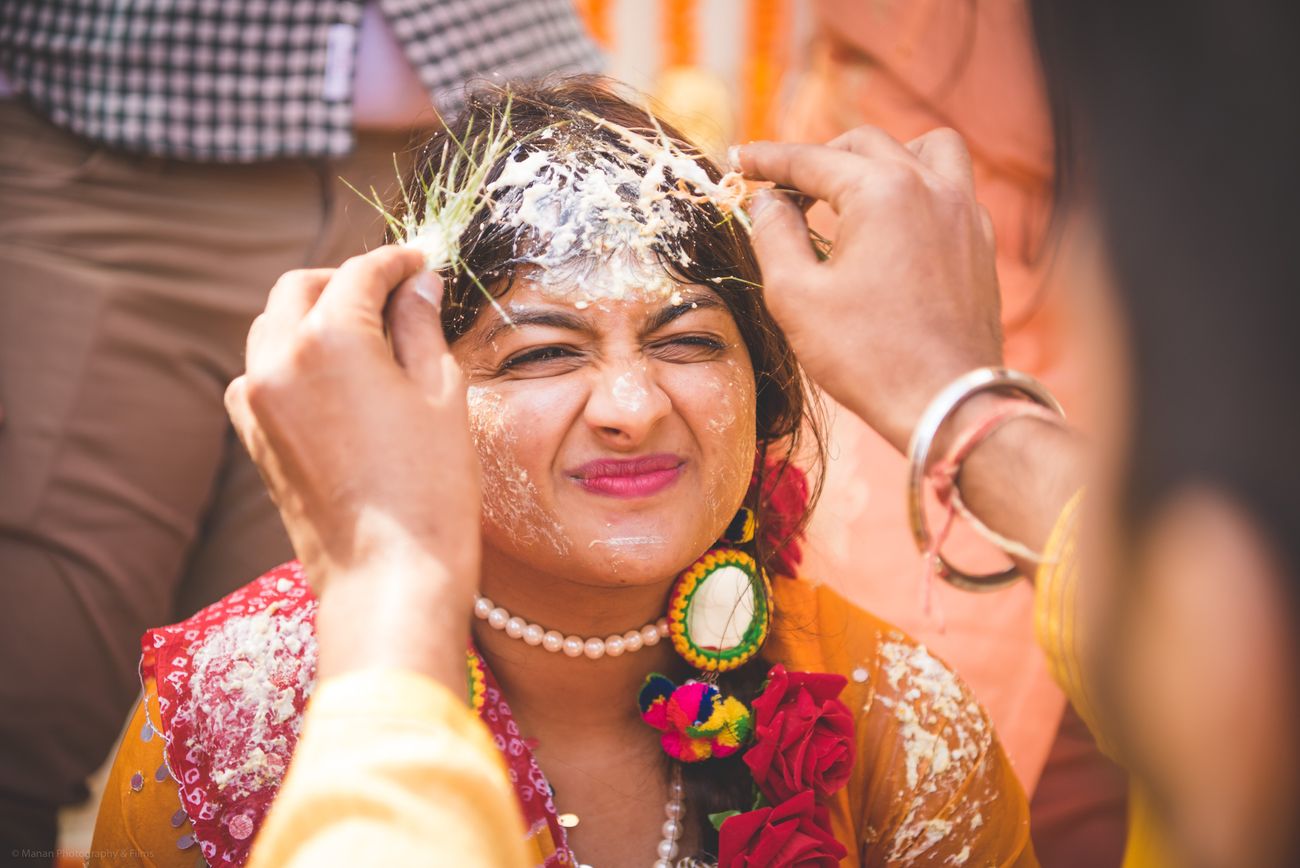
[484,129,742,307]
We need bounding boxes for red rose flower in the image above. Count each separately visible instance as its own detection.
[717,790,847,867]
[743,665,856,803]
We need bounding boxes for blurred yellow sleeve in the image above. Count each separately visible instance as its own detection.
[1033,490,1108,750]
[1033,491,1172,868]
[250,668,528,868]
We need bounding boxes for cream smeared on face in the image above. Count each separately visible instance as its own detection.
[701,357,754,533]
[467,385,572,557]
[435,112,763,589]
[610,368,651,415]
[455,281,756,589]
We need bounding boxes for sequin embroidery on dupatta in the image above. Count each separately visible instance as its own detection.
[143,562,577,866]
[142,563,318,864]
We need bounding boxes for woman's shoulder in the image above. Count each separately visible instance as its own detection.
[768,578,1034,865]
[769,578,993,756]
[136,560,320,866]
[146,561,316,645]
[767,575,939,680]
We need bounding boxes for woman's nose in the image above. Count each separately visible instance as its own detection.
[583,362,672,447]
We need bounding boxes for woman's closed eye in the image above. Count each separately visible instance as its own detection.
[498,335,728,376]
[649,334,729,363]
[498,344,584,375]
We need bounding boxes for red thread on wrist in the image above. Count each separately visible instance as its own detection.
[918,400,1063,622]
[929,400,1060,506]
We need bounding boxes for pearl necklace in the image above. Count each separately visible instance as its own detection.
[565,763,689,868]
[473,594,669,660]
[653,765,689,868]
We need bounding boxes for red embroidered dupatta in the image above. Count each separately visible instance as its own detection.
[142,562,577,866]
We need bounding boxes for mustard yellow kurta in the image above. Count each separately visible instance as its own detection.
[93,579,1035,867]
[92,670,526,868]
[769,582,1035,866]
[1034,492,1172,867]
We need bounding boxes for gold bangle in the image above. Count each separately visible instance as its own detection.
[906,367,1065,592]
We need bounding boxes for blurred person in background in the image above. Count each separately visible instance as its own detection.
[778,3,1127,863]
[739,0,1300,864]
[1032,1,1300,862]
[0,1,599,858]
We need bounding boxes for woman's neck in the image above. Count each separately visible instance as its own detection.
[473,547,681,735]
[473,551,701,864]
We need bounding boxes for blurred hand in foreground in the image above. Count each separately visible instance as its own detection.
[738,127,1005,452]
[225,246,480,683]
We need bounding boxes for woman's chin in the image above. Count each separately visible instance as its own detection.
[578,536,678,580]
[480,508,725,587]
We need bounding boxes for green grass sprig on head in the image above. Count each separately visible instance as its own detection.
[348,95,520,325]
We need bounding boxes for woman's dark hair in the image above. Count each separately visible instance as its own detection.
[403,76,827,856]
[1031,0,1300,855]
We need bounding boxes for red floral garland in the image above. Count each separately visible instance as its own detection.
[639,663,854,864]
[716,665,852,864]
[718,790,845,867]
[640,458,851,863]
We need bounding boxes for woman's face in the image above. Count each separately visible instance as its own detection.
[450,276,757,588]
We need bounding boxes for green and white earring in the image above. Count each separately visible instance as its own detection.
[665,507,771,673]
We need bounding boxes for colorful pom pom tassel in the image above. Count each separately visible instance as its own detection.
[638,673,753,762]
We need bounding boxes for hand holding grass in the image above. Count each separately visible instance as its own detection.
[225,246,481,688]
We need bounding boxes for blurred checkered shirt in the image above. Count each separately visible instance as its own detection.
[0,0,603,161]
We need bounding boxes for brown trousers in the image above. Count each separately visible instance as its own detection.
[0,98,420,849]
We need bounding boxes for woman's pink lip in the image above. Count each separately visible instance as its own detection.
[570,454,685,499]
